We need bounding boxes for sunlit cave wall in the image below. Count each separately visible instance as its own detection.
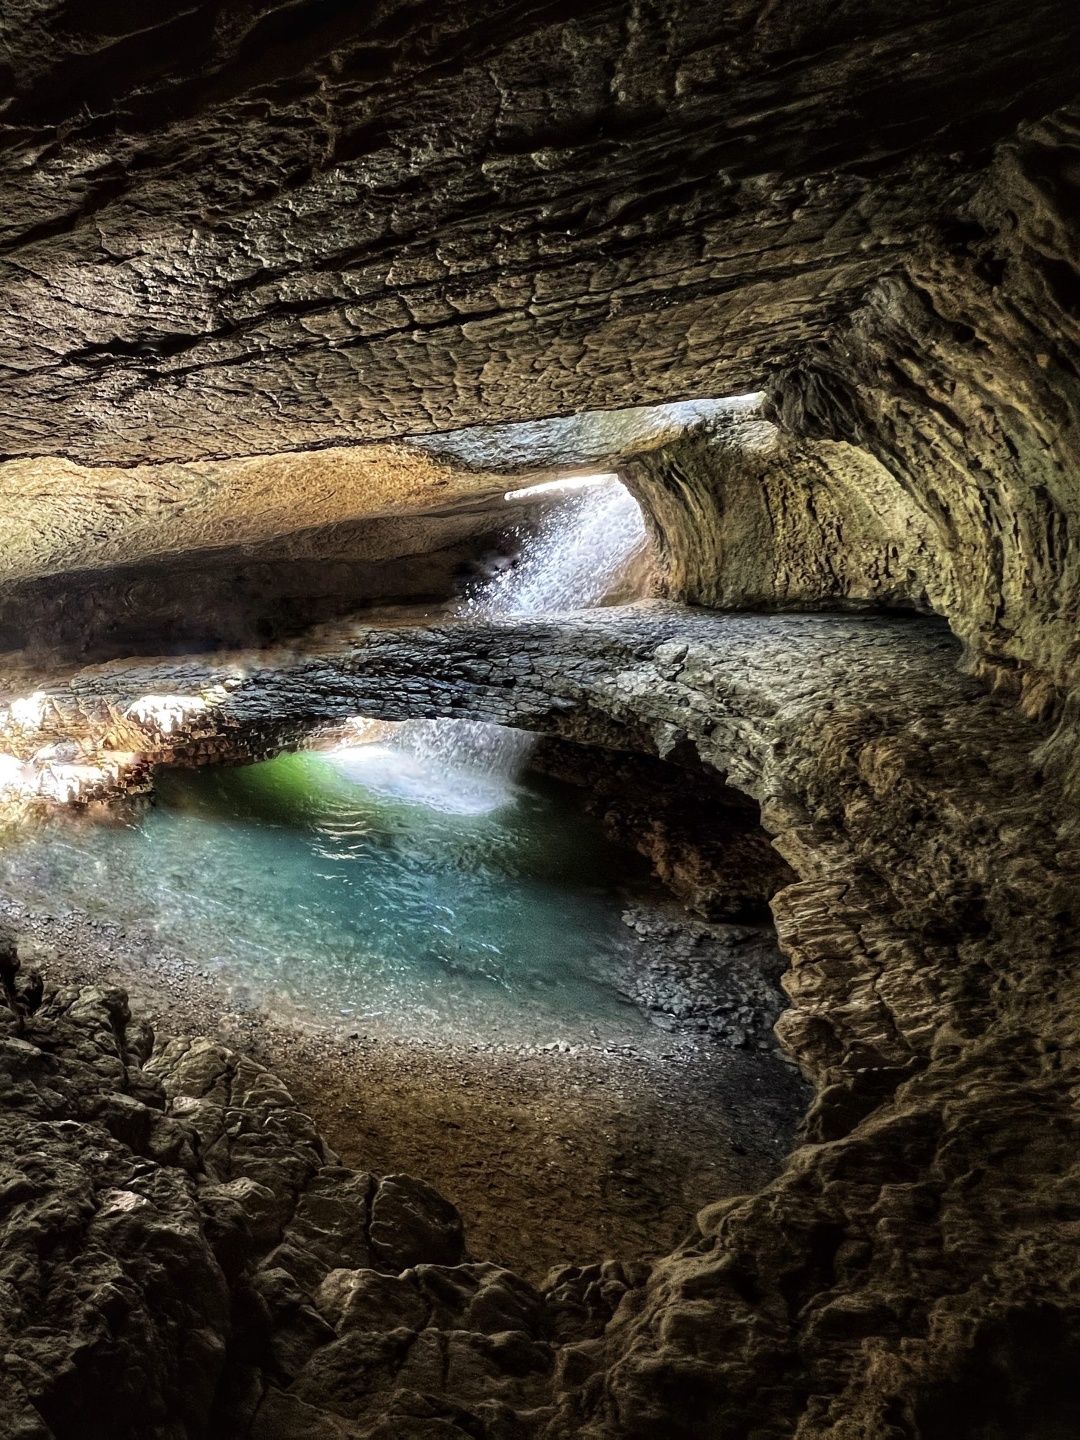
[771,109,1080,720]
[622,407,941,616]
[0,507,536,657]
[625,106,1080,795]
[0,401,728,659]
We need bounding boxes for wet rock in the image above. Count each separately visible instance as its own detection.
[617,906,788,1050]
[0,989,232,1440]
[531,736,795,919]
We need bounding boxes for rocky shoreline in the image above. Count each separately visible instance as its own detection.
[1,896,807,1282]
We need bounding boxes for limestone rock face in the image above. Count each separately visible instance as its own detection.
[0,1,1078,753]
[623,410,938,618]
[0,504,524,657]
[0,986,227,1440]
[731,106,1080,805]
[611,105,1080,805]
[529,734,796,920]
[767,109,1080,719]
[0,399,714,656]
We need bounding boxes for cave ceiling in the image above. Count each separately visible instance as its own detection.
[2,0,1078,473]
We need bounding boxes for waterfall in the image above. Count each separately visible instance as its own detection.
[333,477,646,811]
[333,718,536,816]
[466,474,647,618]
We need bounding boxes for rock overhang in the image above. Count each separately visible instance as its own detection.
[0,397,756,589]
[1,0,1078,467]
[0,1,1079,734]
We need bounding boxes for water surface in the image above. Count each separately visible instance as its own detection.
[0,751,657,1046]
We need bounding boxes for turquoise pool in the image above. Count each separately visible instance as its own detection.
[0,749,657,1046]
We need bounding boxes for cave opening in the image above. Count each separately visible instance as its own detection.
[0,396,754,662]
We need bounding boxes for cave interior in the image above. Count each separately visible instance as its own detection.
[1,2,1080,1438]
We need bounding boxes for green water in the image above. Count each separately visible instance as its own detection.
[0,751,657,1045]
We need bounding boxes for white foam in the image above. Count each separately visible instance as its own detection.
[469,476,646,618]
[329,742,520,815]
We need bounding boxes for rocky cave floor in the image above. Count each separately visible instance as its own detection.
[0,820,809,1283]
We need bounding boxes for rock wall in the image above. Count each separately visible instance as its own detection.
[0,509,526,658]
[0,397,727,658]
[623,413,939,616]
[620,105,1080,802]
[2,1,1079,787]
[770,107,1080,722]
[529,736,795,920]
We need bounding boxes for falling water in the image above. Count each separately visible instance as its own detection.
[331,719,536,816]
[0,477,661,1040]
[466,474,647,618]
[332,476,646,811]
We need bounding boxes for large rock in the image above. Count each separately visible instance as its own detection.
[0,982,554,1440]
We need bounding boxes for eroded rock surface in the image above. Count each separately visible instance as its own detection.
[0,1,1078,794]
[1,606,1077,1436]
[0,979,573,1440]
[530,734,795,921]
[617,104,1080,813]
[0,398,729,655]
[2,3,1075,465]
[1,2,1079,712]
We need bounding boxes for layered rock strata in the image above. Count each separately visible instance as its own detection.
[0,398,731,657]
[0,509,518,658]
[0,604,1076,1436]
[3,3,1076,464]
[1,0,1078,778]
[616,105,1080,811]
